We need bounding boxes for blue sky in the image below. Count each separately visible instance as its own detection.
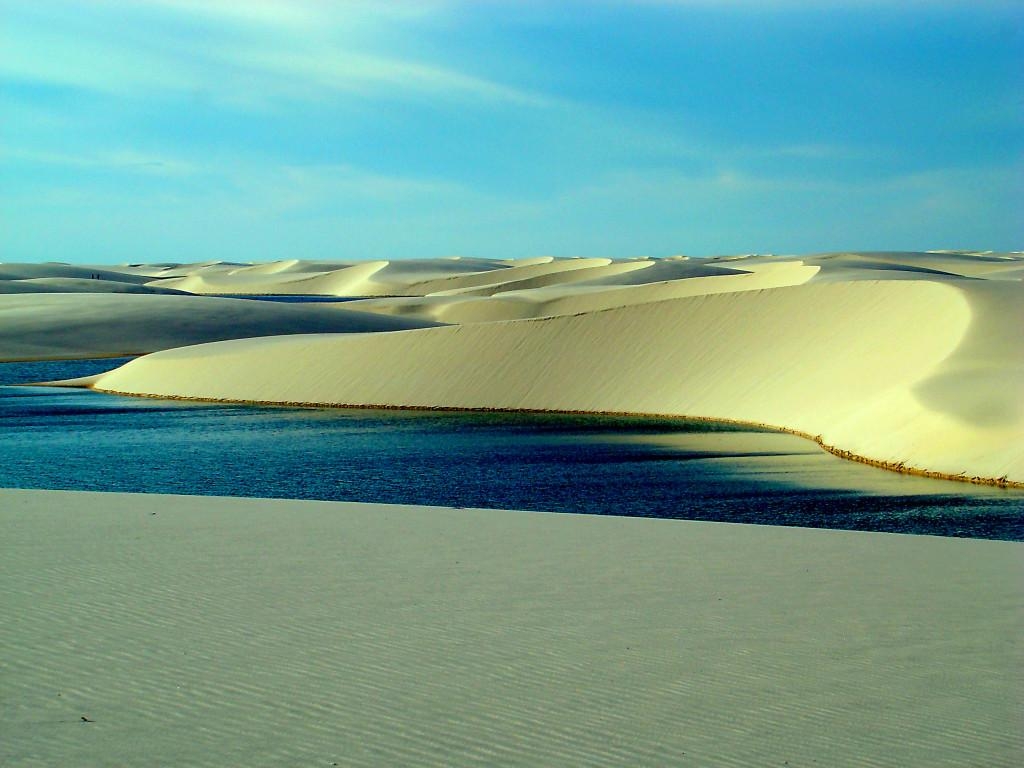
[1,0,1021,263]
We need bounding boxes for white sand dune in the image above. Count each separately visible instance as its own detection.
[144,256,523,296]
[0,262,189,295]
[147,260,392,296]
[2,488,1019,767]
[14,251,1023,483]
[0,293,441,361]
[82,263,1022,484]
[810,251,1024,280]
[0,277,190,295]
[0,262,154,284]
[136,260,250,279]
[424,259,654,298]
[141,255,746,299]
[405,257,618,294]
[345,259,819,323]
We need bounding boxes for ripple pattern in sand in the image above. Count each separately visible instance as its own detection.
[2,489,1021,767]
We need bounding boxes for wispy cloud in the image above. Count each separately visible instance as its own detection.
[1,147,199,177]
[0,25,199,96]
[624,0,1018,8]
[1,142,468,209]
[742,144,877,161]
[125,0,325,28]
[563,157,1024,203]
[229,46,549,106]
[534,158,1024,253]
[126,0,450,28]
[0,1,547,109]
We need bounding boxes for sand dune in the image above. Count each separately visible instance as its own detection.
[810,251,1024,280]
[139,254,751,299]
[344,259,820,323]
[147,260,392,296]
[83,269,1021,484]
[0,262,154,284]
[13,251,1022,483]
[2,488,1019,767]
[0,293,441,361]
[144,256,526,296]
[0,277,189,295]
[0,262,188,296]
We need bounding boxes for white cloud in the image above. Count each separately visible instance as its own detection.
[121,0,450,28]
[228,46,549,106]
[0,0,547,109]
[1,142,467,199]
[0,25,201,96]
[121,0,323,28]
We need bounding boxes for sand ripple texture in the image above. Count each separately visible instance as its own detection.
[1,488,1021,767]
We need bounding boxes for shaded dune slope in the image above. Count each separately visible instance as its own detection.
[0,293,441,361]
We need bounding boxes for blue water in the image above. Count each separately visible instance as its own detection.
[1,359,1021,540]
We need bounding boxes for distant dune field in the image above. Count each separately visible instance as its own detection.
[13,251,1019,486]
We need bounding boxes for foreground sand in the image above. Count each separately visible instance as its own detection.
[2,488,1020,767]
